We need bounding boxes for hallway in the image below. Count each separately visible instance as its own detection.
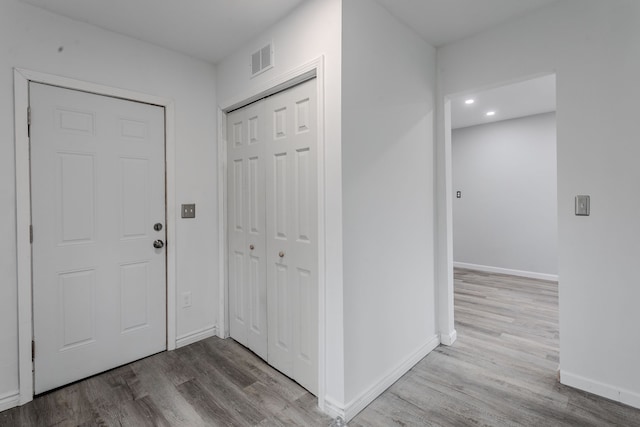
[351,269,640,426]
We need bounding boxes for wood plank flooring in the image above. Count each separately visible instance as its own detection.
[4,269,640,426]
[0,337,332,426]
[351,268,640,426]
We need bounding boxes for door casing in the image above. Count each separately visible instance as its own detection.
[217,56,327,411]
[14,68,177,405]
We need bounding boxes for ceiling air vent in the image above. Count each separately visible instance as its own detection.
[251,43,273,77]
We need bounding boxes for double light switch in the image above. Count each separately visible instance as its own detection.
[181,204,196,218]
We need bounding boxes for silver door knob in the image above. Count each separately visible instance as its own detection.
[279,251,285,258]
[153,240,164,249]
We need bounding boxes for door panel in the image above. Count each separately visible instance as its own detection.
[227,102,268,360]
[275,263,291,352]
[120,158,149,238]
[31,83,166,394]
[274,153,288,239]
[265,79,318,394]
[227,78,317,395]
[59,269,96,350]
[58,153,95,244]
[120,261,150,333]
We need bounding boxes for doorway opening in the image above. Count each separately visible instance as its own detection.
[446,73,559,377]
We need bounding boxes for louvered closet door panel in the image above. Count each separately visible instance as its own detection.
[265,78,318,395]
[227,101,268,360]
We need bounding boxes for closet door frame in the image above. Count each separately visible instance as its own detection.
[218,56,326,410]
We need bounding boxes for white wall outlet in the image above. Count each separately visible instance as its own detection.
[182,291,192,308]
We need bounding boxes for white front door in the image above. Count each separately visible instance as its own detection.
[30,83,167,394]
[227,78,318,395]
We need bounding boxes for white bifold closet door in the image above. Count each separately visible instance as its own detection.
[227,78,318,394]
[228,100,269,360]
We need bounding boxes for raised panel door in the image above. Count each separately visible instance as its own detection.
[31,83,166,393]
[265,78,318,394]
[227,101,268,360]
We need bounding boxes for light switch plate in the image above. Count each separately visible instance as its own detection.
[181,203,196,218]
[182,291,192,308]
[575,195,590,216]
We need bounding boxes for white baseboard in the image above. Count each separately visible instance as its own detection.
[341,335,440,421]
[323,396,345,420]
[0,391,20,413]
[217,327,229,339]
[440,329,457,346]
[175,325,218,348]
[560,370,640,410]
[453,262,558,282]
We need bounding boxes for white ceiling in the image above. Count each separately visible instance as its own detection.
[19,0,558,127]
[19,0,561,64]
[451,74,556,129]
[18,0,306,64]
[375,0,560,47]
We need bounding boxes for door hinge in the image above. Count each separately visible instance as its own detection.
[27,106,31,138]
[31,340,35,361]
[30,225,33,244]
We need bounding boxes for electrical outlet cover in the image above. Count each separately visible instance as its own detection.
[182,291,192,308]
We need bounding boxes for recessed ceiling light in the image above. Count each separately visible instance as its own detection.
[464,99,475,105]
[486,111,496,116]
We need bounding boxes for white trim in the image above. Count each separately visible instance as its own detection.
[14,68,177,406]
[0,391,20,413]
[176,325,218,348]
[220,62,318,112]
[315,58,327,414]
[435,98,455,349]
[341,335,440,422]
[217,108,229,339]
[561,370,640,410]
[165,101,177,352]
[440,329,457,346]
[217,56,327,411]
[322,396,345,420]
[453,262,558,282]
[14,68,32,406]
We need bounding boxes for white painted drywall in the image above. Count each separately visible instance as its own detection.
[342,0,437,411]
[452,113,557,277]
[1,0,218,402]
[437,0,640,408]
[215,0,345,408]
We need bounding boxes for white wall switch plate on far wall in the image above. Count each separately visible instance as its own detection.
[575,195,590,216]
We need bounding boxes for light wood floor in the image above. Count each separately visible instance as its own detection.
[3,269,640,426]
[351,268,640,426]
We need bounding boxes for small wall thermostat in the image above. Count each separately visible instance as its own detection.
[575,195,590,216]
